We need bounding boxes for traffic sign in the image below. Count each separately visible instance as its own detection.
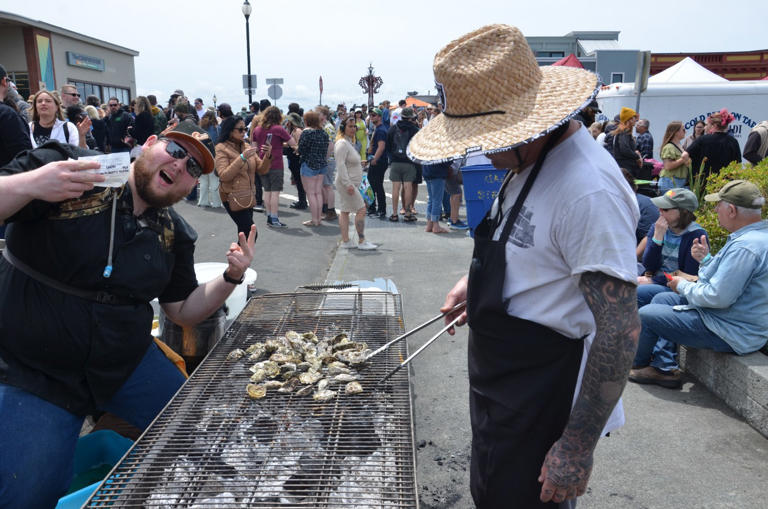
[266,78,284,85]
[267,84,282,101]
[242,74,258,89]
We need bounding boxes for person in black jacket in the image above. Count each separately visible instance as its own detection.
[684,108,742,180]
[610,107,643,175]
[105,97,134,153]
[132,96,155,146]
[0,65,32,168]
[386,107,420,222]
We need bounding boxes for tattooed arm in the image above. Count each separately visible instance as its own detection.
[539,271,640,504]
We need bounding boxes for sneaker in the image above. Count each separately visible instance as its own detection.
[628,366,682,389]
[253,204,265,213]
[323,210,338,221]
[449,219,470,230]
[290,201,308,210]
[367,208,378,217]
[340,240,357,249]
[267,218,287,228]
[378,212,388,221]
[357,240,377,251]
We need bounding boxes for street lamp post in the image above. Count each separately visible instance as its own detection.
[242,0,253,106]
[213,94,217,110]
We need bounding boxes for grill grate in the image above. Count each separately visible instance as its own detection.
[85,292,417,508]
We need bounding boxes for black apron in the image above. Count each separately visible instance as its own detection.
[467,127,585,508]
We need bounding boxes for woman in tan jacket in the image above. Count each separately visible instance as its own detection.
[216,116,271,241]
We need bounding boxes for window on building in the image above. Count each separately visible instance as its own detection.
[6,71,30,100]
[536,51,565,58]
[69,80,129,105]
[611,72,624,84]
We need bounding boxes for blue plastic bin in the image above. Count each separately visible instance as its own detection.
[56,430,133,509]
[460,164,507,236]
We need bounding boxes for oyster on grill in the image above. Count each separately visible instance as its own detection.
[226,349,245,361]
[333,373,358,383]
[249,369,267,383]
[299,370,323,385]
[313,389,337,402]
[345,381,363,395]
[246,383,267,399]
[295,385,314,397]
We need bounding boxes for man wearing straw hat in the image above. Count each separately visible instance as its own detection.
[411,25,641,507]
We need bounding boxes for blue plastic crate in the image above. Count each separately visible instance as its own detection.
[56,430,133,509]
[460,164,507,236]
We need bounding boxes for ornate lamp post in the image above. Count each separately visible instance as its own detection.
[212,94,217,110]
[242,0,253,105]
[359,63,383,109]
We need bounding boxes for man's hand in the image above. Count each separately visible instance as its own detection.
[440,275,468,335]
[667,276,683,293]
[691,235,709,262]
[538,439,594,503]
[29,159,105,202]
[652,216,668,242]
[224,226,256,281]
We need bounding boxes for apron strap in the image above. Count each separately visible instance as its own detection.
[494,123,570,243]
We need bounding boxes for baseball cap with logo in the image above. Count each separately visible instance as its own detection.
[370,108,383,116]
[651,188,699,212]
[704,180,765,209]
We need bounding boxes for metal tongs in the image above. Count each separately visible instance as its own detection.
[375,301,466,385]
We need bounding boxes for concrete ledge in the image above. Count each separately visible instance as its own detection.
[680,346,768,438]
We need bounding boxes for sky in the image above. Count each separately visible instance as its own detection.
[6,0,766,110]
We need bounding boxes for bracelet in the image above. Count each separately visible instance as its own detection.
[652,238,663,246]
[240,153,246,162]
[223,270,245,285]
[701,253,712,264]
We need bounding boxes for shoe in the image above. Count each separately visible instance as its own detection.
[290,201,308,210]
[440,213,451,221]
[378,213,388,221]
[403,213,417,222]
[323,210,338,221]
[267,218,287,228]
[449,220,470,230]
[357,240,377,251]
[389,214,399,222]
[367,208,377,216]
[340,240,357,249]
[254,204,265,213]
[628,366,682,389]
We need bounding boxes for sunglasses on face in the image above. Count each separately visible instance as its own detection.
[234,127,246,132]
[109,103,119,107]
[162,139,204,178]
[65,92,80,97]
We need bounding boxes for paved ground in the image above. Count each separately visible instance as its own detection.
[175,174,768,509]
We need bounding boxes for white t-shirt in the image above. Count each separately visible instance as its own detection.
[491,126,640,433]
[391,107,402,126]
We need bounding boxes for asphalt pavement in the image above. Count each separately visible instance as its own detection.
[176,174,767,509]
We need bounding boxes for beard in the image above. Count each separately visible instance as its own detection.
[133,152,190,209]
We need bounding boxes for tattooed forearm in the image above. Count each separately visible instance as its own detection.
[569,271,639,444]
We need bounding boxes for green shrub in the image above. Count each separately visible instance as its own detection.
[695,159,768,254]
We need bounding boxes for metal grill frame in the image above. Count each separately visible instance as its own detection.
[85,291,419,508]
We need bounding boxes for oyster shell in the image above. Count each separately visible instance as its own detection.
[345,381,363,395]
[313,389,337,402]
[246,383,267,399]
[263,380,284,389]
[295,385,314,397]
[226,349,245,361]
[249,369,267,383]
[299,370,323,385]
[333,373,358,383]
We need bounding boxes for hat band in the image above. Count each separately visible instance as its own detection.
[442,109,506,119]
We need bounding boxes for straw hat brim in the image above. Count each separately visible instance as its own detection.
[408,66,599,164]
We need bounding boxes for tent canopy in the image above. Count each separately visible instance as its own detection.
[551,53,584,68]
[405,96,432,108]
[649,57,728,84]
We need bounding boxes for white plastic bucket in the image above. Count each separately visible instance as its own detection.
[194,262,257,320]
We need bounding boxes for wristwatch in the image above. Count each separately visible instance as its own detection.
[223,270,245,285]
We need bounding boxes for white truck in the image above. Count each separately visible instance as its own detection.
[596,59,768,157]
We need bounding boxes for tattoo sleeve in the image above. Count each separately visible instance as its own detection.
[565,271,640,451]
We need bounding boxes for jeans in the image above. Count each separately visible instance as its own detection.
[254,173,263,205]
[367,161,388,215]
[658,176,687,194]
[425,177,446,221]
[636,292,735,371]
[223,201,255,241]
[197,173,222,207]
[442,190,451,216]
[637,283,670,307]
[0,343,185,508]
[288,157,307,205]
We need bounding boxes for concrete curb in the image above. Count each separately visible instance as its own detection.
[681,347,768,438]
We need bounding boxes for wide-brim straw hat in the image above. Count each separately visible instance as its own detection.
[408,24,600,164]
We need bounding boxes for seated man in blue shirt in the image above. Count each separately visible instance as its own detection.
[631,180,768,388]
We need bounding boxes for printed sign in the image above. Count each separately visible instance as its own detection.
[685,111,757,142]
[78,152,131,187]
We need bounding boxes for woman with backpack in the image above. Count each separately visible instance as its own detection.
[28,90,80,149]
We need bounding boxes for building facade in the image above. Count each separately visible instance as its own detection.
[651,50,768,81]
[0,10,138,103]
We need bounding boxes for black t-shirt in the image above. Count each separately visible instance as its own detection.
[686,132,742,179]
[0,141,199,415]
[33,121,53,147]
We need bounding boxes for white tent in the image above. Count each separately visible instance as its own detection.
[648,57,728,84]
